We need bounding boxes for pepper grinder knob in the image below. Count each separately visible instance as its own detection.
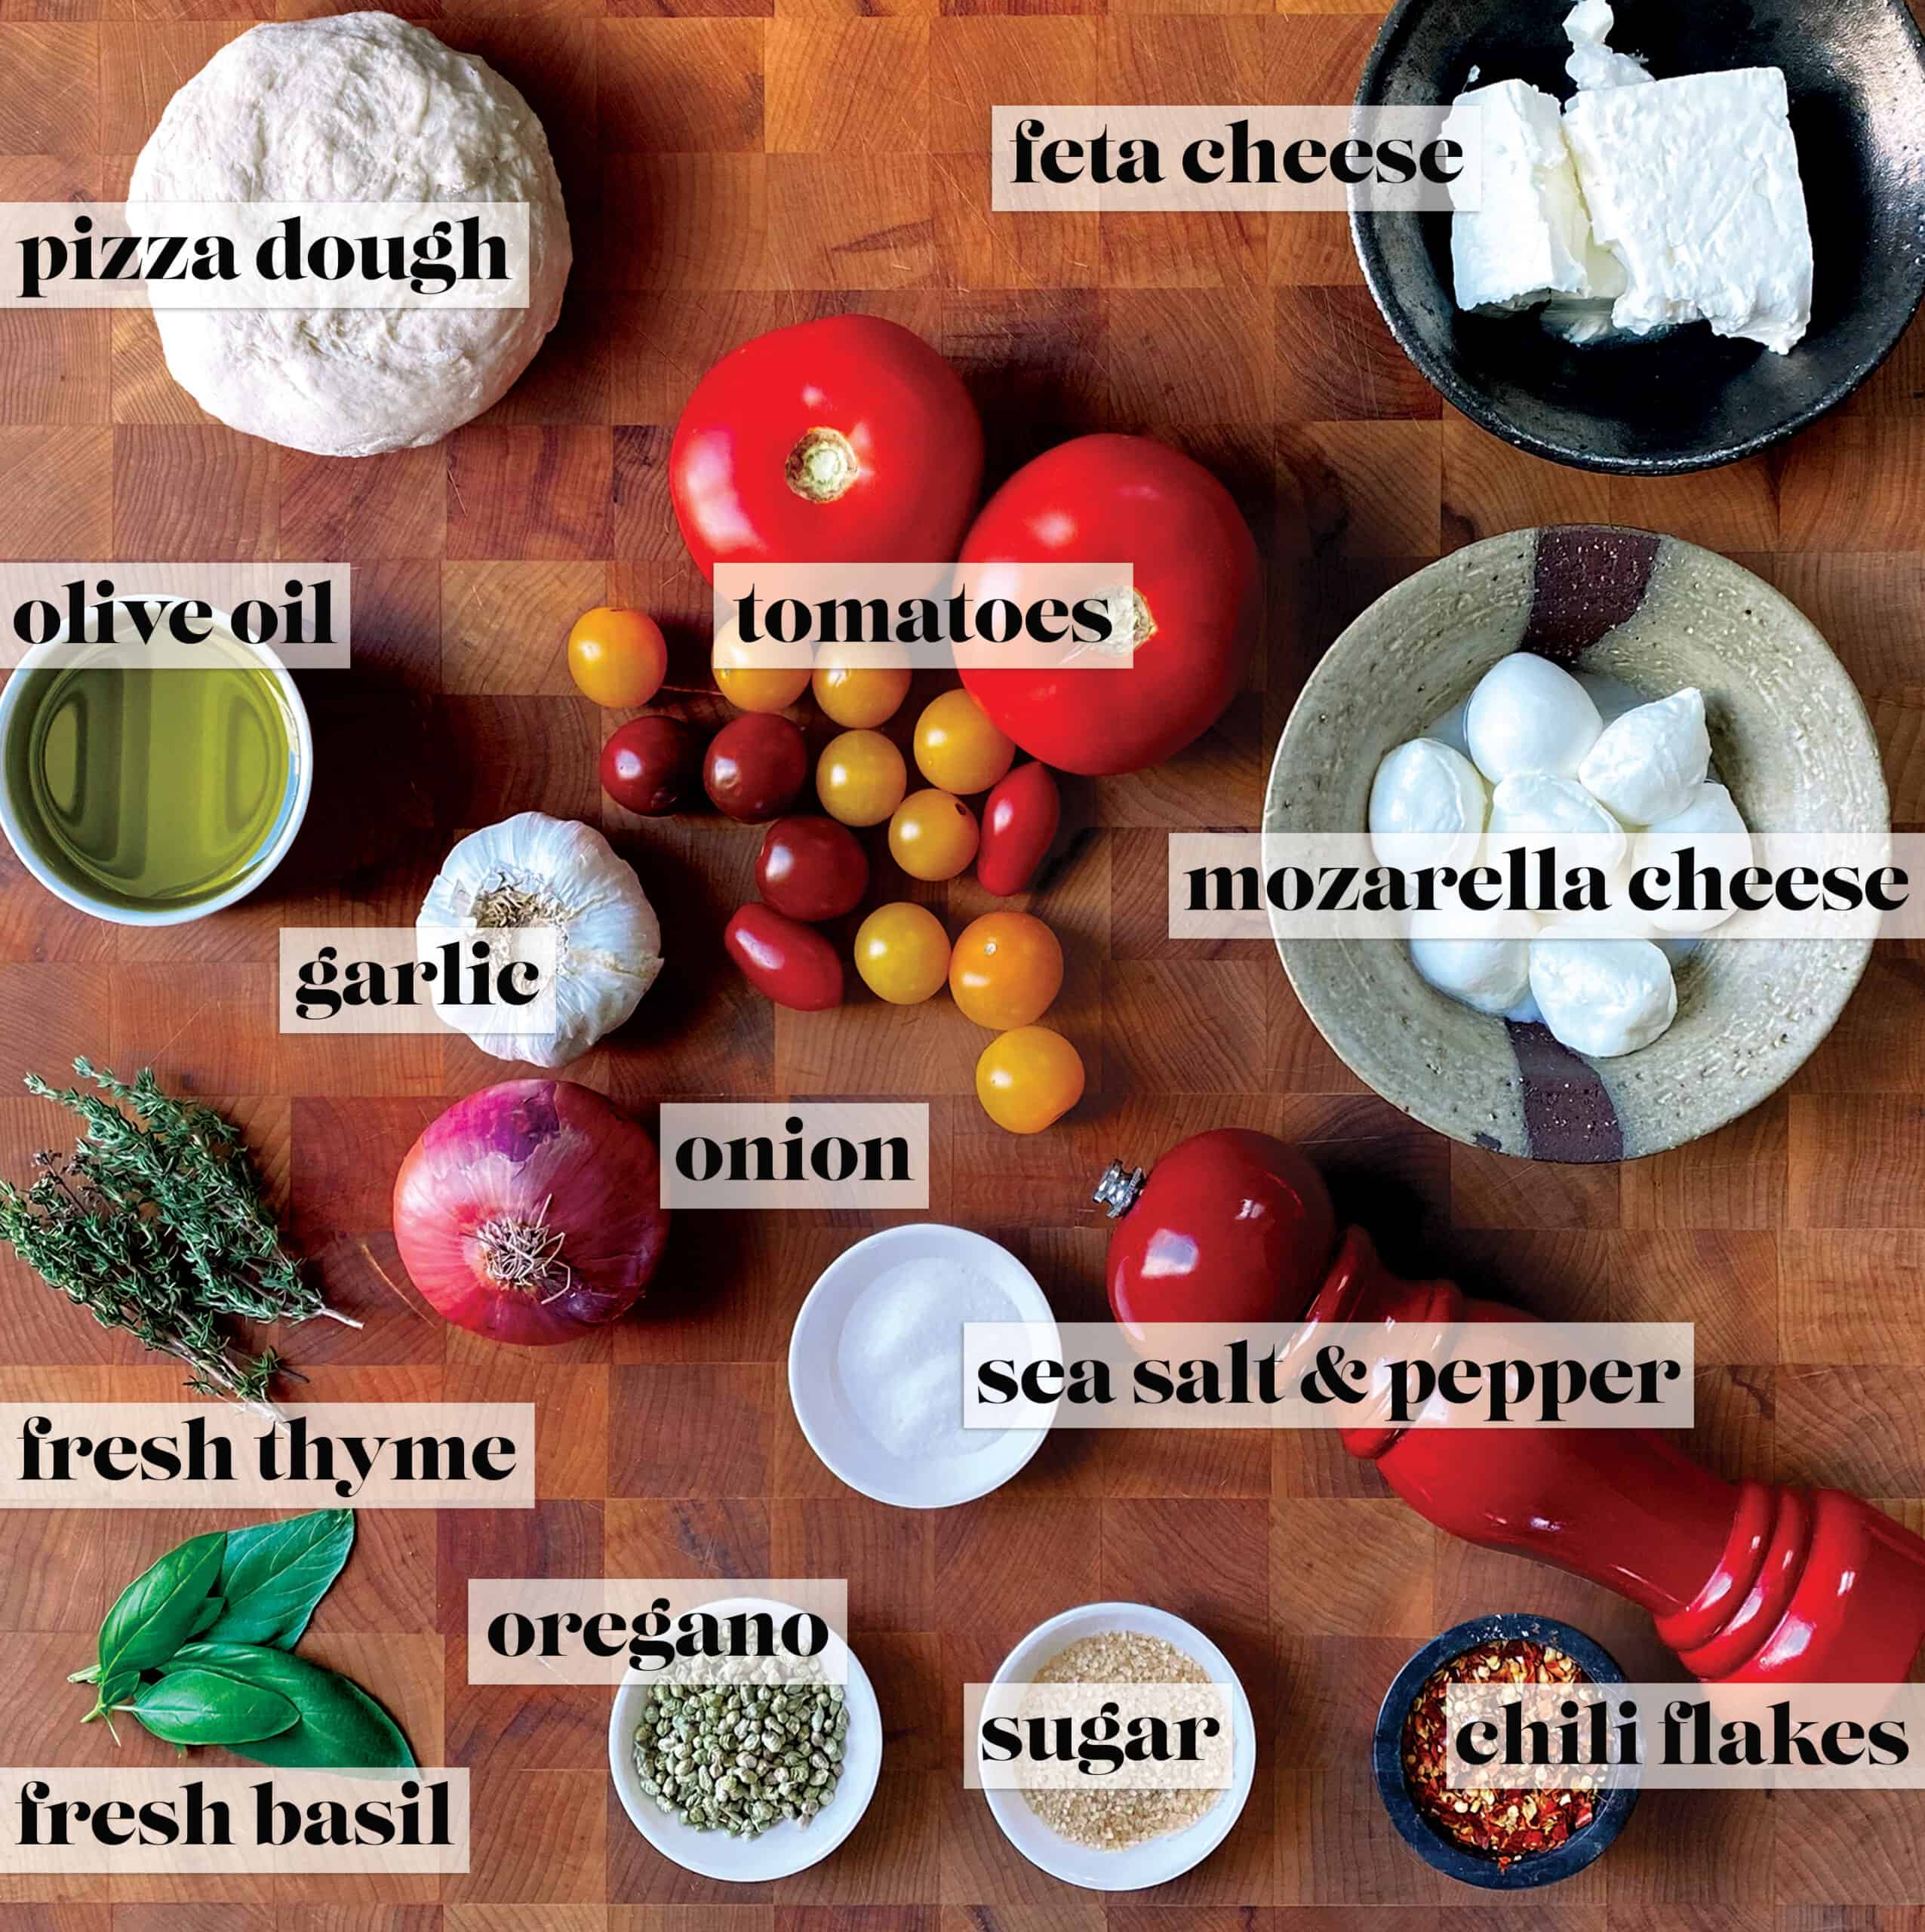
[1092,1160,1145,1219]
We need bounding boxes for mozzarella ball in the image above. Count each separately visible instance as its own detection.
[1576,687,1711,826]
[1368,738,1488,870]
[1528,934,1677,1057]
[1487,772,1628,875]
[1464,654,1603,783]
[1407,907,1537,1016]
[1634,781,1751,934]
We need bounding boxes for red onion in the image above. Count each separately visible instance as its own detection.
[392,1079,669,1346]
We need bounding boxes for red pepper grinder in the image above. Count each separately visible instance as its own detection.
[1096,1130,1925,1686]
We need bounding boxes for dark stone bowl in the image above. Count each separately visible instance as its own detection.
[1350,0,1925,472]
[1372,1612,1641,1890]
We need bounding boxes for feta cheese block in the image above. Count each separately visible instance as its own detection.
[1564,0,1651,91]
[1562,67,1814,352]
[1369,738,1488,871]
[1444,78,1624,312]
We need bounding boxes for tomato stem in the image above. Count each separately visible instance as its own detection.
[786,427,859,504]
[1128,588,1156,646]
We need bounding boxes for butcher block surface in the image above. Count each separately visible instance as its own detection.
[3,0,1925,1924]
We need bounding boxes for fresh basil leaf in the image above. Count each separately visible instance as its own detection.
[201,1511,353,1649]
[187,1595,226,1639]
[132,1669,300,1748]
[162,1642,415,1770]
[85,1669,140,1723]
[96,1531,226,1687]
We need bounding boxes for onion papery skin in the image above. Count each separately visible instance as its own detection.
[392,1079,669,1346]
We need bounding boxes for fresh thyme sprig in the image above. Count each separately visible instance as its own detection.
[0,1060,359,1417]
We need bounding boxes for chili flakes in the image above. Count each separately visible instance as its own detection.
[1400,1638,1598,1869]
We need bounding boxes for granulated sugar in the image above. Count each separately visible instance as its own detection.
[1019,1631,1225,1850]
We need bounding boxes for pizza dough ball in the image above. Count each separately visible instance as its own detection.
[128,13,571,457]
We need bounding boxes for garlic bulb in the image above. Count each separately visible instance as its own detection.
[418,812,663,1068]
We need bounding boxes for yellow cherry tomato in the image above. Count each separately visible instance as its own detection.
[888,789,979,882]
[915,688,1015,795]
[976,1025,1085,1134]
[853,902,952,1005]
[567,606,668,709]
[712,617,813,714]
[949,912,1063,1029]
[813,662,913,729]
[817,729,908,827]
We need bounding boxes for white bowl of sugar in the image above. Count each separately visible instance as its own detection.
[787,1223,1059,1509]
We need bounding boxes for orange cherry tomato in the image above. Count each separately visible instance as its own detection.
[976,1025,1085,1134]
[813,660,913,729]
[567,607,669,709]
[949,912,1063,1029]
[853,902,951,1004]
[712,618,813,714]
[818,729,908,827]
[888,789,979,882]
[914,688,1015,795]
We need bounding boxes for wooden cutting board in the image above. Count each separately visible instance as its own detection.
[1,3,1923,1922]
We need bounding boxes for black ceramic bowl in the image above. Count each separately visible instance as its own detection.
[1373,1613,1640,1890]
[1351,0,1925,472]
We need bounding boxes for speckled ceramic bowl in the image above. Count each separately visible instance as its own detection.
[1264,525,1885,1161]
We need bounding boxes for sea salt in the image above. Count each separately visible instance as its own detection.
[835,1255,1019,1461]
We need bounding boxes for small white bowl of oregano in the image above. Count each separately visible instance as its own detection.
[607,1597,883,1882]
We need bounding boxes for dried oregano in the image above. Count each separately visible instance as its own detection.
[634,1675,849,1838]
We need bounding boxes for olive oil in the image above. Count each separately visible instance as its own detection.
[5,641,298,912]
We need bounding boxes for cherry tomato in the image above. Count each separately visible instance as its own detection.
[669,316,985,582]
[713,617,813,715]
[817,729,907,828]
[958,435,1257,776]
[704,713,808,823]
[887,789,979,882]
[914,688,1014,795]
[976,761,1062,897]
[949,912,1062,1029]
[568,607,669,709]
[976,1025,1085,1134]
[724,903,844,1011]
[814,660,912,730]
[756,815,869,922]
[853,902,951,1005]
[600,714,703,817]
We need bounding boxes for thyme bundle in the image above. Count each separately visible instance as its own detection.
[0,1059,357,1416]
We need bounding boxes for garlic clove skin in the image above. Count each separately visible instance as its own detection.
[419,811,663,1068]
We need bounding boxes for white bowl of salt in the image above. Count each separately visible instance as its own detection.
[788,1223,1059,1509]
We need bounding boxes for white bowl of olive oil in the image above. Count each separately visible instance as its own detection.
[0,601,312,925]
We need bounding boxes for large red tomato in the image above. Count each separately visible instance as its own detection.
[957,435,1257,776]
[669,315,984,582]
